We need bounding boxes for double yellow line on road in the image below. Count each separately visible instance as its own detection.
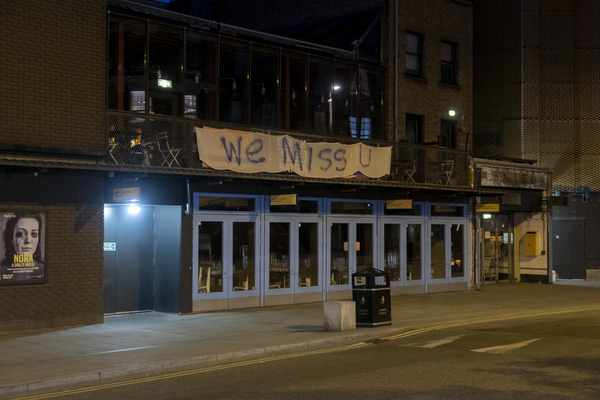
[12,305,600,399]
[12,342,370,400]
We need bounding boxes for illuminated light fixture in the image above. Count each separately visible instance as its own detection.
[128,205,141,214]
[158,79,172,88]
[448,110,456,117]
[483,213,492,219]
[333,85,341,90]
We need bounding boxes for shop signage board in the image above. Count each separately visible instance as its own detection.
[196,127,392,179]
[270,194,297,206]
[476,203,500,212]
[387,199,413,209]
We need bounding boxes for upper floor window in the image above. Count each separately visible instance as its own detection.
[441,41,456,84]
[406,32,422,77]
[405,114,423,144]
[440,119,457,148]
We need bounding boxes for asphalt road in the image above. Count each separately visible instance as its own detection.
[8,310,600,400]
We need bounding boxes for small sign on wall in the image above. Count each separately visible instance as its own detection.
[476,203,500,212]
[104,243,116,252]
[270,194,297,206]
[387,199,413,209]
[113,187,141,202]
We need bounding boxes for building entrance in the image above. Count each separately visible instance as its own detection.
[480,213,513,283]
[103,204,181,314]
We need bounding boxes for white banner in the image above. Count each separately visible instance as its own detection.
[195,127,391,179]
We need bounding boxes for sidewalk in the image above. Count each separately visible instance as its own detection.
[2,282,600,396]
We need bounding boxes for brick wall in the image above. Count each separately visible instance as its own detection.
[0,169,105,330]
[0,1,106,155]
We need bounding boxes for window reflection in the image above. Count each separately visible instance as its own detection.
[108,17,146,112]
[185,32,217,120]
[280,51,307,131]
[269,222,290,289]
[384,224,401,281]
[331,223,349,285]
[149,23,183,116]
[451,224,464,277]
[333,62,358,137]
[232,222,255,291]
[309,57,333,134]
[220,39,248,124]
[298,223,319,287]
[407,224,422,280]
[198,221,223,293]
[431,224,446,279]
[356,224,373,272]
[251,45,277,128]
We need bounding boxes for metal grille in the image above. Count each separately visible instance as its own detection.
[473,2,600,193]
[107,112,470,188]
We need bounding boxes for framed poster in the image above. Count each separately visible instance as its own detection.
[0,211,47,285]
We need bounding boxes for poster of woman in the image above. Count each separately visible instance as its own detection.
[0,212,46,285]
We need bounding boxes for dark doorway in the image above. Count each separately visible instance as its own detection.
[103,204,181,313]
[553,220,585,280]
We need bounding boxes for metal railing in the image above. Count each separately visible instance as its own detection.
[106,111,470,187]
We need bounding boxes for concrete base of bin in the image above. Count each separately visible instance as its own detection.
[324,301,356,332]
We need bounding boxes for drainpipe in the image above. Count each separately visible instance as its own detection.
[394,0,399,143]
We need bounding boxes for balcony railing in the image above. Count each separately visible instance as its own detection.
[106,111,470,187]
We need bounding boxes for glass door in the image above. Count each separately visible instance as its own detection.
[481,213,513,282]
[264,215,323,298]
[193,213,260,301]
[428,219,468,289]
[326,199,378,293]
[382,220,424,285]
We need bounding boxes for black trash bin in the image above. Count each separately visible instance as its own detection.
[352,267,392,327]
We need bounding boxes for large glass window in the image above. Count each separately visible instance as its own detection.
[309,57,333,134]
[148,23,183,116]
[358,67,384,140]
[441,41,456,84]
[356,223,374,272]
[406,32,422,77]
[219,38,248,124]
[431,224,446,279]
[333,62,358,137]
[451,224,464,278]
[299,223,319,287]
[251,45,278,128]
[407,224,422,280]
[185,32,218,120]
[232,222,255,291]
[280,51,307,132]
[108,17,147,112]
[269,222,290,289]
[384,224,401,281]
[198,221,223,293]
[331,223,349,285]
[440,119,457,148]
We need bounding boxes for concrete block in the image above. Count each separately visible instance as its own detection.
[586,269,600,281]
[324,301,356,332]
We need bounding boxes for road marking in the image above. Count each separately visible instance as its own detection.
[471,338,541,354]
[90,346,157,355]
[11,342,370,400]
[383,306,600,341]
[420,335,464,348]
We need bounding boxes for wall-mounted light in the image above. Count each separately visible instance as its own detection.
[483,213,492,219]
[448,110,456,117]
[128,205,141,214]
[333,85,341,90]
